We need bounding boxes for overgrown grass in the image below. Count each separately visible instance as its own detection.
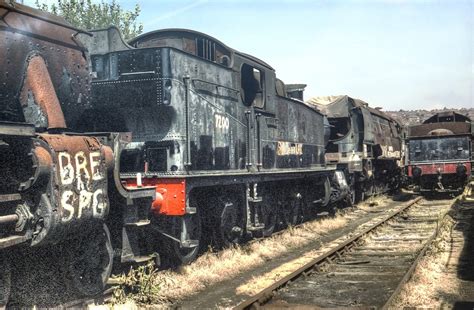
[110,261,164,305]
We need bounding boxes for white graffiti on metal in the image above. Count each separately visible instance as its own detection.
[58,151,107,223]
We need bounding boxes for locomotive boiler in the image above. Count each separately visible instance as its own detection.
[406,111,473,193]
[307,96,403,203]
[79,27,348,265]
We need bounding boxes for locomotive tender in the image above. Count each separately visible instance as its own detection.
[307,96,404,202]
[406,111,473,193]
[79,27,349,265]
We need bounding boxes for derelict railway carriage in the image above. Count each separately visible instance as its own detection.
[306,96,404,203]
[78,27,349,265]
[406,111,473,193]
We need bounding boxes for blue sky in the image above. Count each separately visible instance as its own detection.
[28,0,473,110]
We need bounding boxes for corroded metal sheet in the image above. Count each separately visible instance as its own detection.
[408,122,471,138]
[0,1,91,129]
[22,56,66,129]
[39,134,112,225]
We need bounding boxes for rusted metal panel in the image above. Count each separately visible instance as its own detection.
[0,1,90,35]
[0,1,91,129]
[408,122,471,138]
[22,56,66,129]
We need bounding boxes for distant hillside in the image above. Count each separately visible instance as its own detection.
[385,108,474,127]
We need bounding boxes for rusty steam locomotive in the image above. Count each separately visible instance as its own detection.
[0,1,406,305]
[307,96,404,202]
[406,111,473,193]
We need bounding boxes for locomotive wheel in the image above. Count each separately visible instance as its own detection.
[63,224,113,297]
[165,213,202,266]
[215,196,245,247]
[259,203,277,237]
[0,253,11,306]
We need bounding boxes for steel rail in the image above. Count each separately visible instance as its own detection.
[234,196,423,310]
[382,210,449,309]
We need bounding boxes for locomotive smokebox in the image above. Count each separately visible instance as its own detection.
[285,84,307,101]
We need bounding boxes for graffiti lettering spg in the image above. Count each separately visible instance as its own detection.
[58,151,107,222]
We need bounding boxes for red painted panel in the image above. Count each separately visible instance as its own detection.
[408,162,471,176]
[123,178,186,216]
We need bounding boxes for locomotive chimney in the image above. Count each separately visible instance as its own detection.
[285,84,307,101]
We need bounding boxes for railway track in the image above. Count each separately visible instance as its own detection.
[235,197,453,309]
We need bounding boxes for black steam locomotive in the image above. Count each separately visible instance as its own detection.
[307,96,404,203]
[406,111,473,193]
[78,27,350,265]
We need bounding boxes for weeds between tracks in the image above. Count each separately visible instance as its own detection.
[392,202,456,308]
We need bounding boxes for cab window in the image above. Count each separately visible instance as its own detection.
[240,64,264,108]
